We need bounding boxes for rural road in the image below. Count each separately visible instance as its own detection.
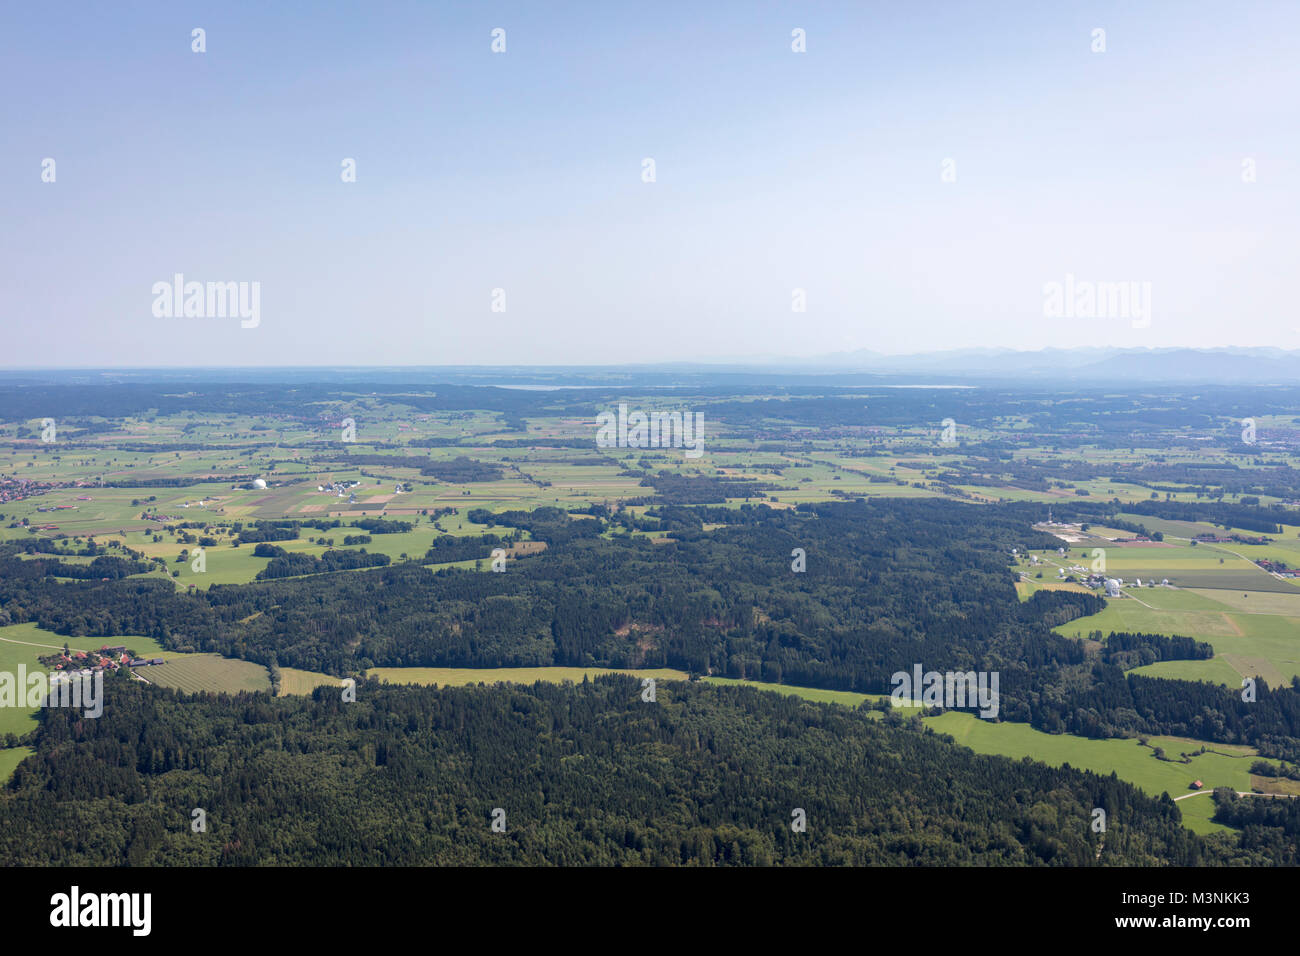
[1173,789,1297,801]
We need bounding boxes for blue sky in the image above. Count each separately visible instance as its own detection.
[2,1,1297,366]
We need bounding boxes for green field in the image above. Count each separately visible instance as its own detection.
[276,666,341,696]
[924,712,1276,835]
[0,746,33,782]
[369,665,690,687]
[0,622,272,699]
[702,677,889,709]
[0,623,167,735]
[140,653,271,694]
[1056,587,1300,687]
[1028,529,1300,688]
[1129,657,1248,686]
[0,624,60,738]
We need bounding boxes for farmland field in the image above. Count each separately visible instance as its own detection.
[369,665,691,687]
[1056,585,1300,686]
[702,677,890,708]
[0,624,62,738]
[276,667,341,696]
[0,747,33,782]
[924,712,1282,835]
[137,653,271,694]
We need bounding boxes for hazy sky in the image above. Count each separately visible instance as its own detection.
[3,1,1298,367]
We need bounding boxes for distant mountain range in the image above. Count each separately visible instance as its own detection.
[5,348,1300,387]
[791,347,1300,383]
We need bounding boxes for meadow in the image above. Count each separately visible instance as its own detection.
[276,666,341,696]
[924,712,1280,835]
[368,665,690,688]
[702,676,890,708]
[1050,556,1300,686]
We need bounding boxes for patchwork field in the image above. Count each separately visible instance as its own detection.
[5,392,1300,852]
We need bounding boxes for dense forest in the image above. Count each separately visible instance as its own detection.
[0,676,1250,866]
[321,453,504,483]
[253,547,391,579]
[3,498,1299,756]
[1210,789,1300,863]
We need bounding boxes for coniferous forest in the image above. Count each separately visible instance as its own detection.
[2,494,1299,864]
[3,500,1299,750]
[0,676,1249,866]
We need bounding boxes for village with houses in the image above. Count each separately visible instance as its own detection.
[35,644,165,683]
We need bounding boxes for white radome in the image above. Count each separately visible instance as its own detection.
[252,478,268,490]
